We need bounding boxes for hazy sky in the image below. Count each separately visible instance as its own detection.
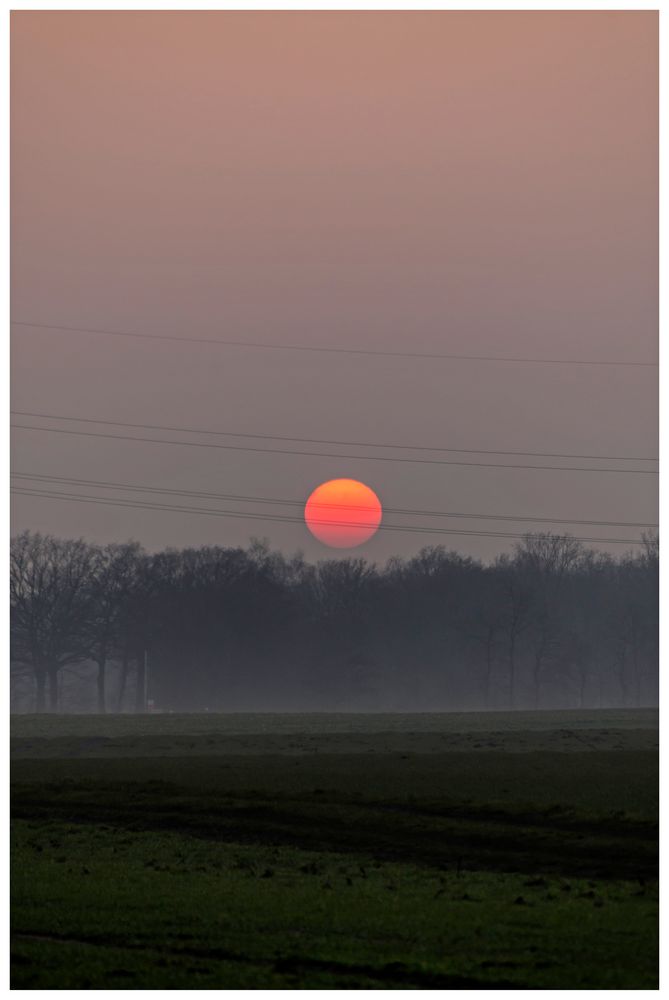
[11,11,658,562]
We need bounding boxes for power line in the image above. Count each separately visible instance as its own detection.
[11,410,658,464]
[11,486,646,546]
[11,320,658,368]
[11,424,659,475]
[11,472,659,531]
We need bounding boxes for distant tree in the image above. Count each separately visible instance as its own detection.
[494,554,533,709]
[83,542,144,713]
[559,550,611,707]
[10,531,97,711]
[303,558,379,706]
[458,566,506,708]
[513,534,583,707]
[606,541,659,707]
[8,530,659,714]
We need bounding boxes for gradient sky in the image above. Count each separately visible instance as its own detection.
[11,11,658,562]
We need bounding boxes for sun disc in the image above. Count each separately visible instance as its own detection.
[304,478,382,548]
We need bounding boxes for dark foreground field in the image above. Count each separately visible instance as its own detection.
[11,709,658,989]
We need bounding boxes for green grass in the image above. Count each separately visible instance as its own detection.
[11,710,658,988]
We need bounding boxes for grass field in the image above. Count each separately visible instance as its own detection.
[11,709,658,989]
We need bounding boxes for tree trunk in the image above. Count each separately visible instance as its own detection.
[96,657,107,714]
[532,625,550,710]
[631,637,641,707]
[532,653,543,710]
[47,667,59,712]
[135,650,146,713]
[617,646,629,707]
[484,628,494,709]
[117,651,129,712]
[508,635,516,709]
[35,671,46,713]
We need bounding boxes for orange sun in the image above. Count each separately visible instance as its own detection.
[304,479,383,549]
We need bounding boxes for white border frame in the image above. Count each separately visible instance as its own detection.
[3,4,663,998]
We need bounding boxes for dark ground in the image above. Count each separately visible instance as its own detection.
[11,709,658,989]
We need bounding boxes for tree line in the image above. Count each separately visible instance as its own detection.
[10,529,658,714]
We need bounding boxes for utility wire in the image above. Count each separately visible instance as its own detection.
[11,410,658,464]
[11,472,659,531]
[11,486,646,545]
[11,424,659,475]
[11,320,658,368]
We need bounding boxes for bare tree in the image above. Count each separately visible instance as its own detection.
[9,530,659,713]
[514,534,583,707]
[459,568,505,708]
[82,542,144,713]
[10,532,97,711]
[495,555,533,709]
